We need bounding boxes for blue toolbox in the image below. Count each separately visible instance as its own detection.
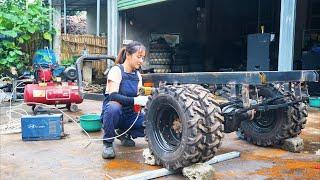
[21,114,64,141]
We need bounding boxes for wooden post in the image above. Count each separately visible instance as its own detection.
[83,61,93,83]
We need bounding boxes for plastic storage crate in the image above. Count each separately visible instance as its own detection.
[21,114,64,141]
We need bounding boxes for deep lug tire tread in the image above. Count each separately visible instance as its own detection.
[144,84,224,170]
[239,85,308,146]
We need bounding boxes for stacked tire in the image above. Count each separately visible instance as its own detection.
[148,51,172,73]
[148,39,172,73]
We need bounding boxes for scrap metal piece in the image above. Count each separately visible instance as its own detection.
[115,151,240,180]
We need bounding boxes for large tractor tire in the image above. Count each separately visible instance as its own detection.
[239,86,308,146]
[144,84,224,170]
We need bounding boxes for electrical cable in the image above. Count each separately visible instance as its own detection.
[1,81,142,148]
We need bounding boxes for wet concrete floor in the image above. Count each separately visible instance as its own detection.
[0,100,319,179]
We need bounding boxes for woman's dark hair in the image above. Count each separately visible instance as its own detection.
[115,41,146,64]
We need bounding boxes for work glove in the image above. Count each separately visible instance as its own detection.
[134,96,149,106]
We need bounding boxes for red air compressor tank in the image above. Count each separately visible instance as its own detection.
[24,82,83,105]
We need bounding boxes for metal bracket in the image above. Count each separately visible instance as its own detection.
[229,84,237,98]
[241,84,250,108]
[293,82,302,100]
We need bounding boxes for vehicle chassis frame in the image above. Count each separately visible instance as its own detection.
[142,70,319,110]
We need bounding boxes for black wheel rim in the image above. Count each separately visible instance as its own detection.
[252,110,276,131]
[154,103,182,152]
[251,90,278,132]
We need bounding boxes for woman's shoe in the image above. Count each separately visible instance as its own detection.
[115,129,135,147]
[102,143,115,159]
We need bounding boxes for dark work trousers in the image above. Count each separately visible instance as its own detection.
[100,64,145,144]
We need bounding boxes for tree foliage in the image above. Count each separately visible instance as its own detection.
[0,0,55,73]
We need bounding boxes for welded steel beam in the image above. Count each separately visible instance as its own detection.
[141,70,319,85]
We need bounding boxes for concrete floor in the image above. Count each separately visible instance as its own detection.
[0,100,319,179]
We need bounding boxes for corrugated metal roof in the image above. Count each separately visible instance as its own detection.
[45,0,167,11]
[118,0,168,11]
[46,0,107,11]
